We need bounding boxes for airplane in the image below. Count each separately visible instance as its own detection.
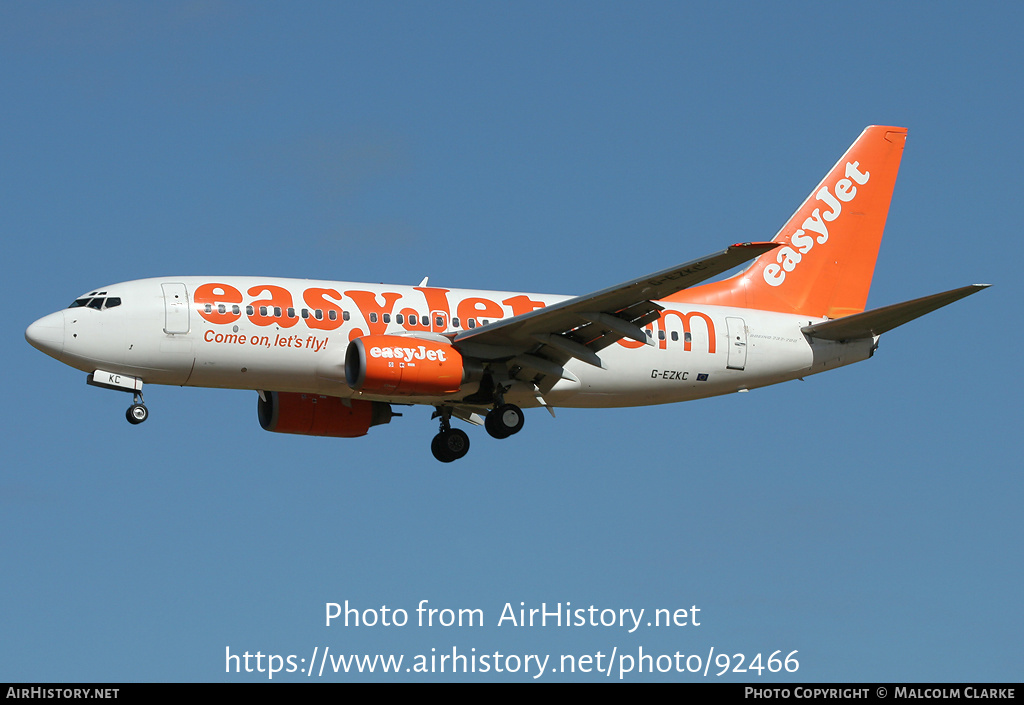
[25,126,987,462]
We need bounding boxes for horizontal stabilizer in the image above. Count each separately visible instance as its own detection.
[802,284,989,341]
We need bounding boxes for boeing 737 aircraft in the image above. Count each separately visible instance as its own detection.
[26,126,987,461]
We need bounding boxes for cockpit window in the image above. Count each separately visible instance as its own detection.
[68,296,122,310]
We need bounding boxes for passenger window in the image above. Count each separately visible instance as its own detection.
[204,304,213,314]
[468,319,476,329]
[671,331,679,341]
[435,316,444,327]
[328,310,337,321]
[259,306,268,316]
[658,330,666,340]
[301,308,309,319]
[232,305,240,315]
[383,314,391,323]
[287,307,296,318]
[370,313,378,323]
[452,317,460,329]
[218,304,226,314]
[396,314,404,324]
[343,311,350,321]
[315,309,323,320]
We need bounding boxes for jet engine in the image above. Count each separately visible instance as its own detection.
[345,335,467,396]
[258,391,393,437]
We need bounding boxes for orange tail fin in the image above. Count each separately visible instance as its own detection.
[671,126,907,319]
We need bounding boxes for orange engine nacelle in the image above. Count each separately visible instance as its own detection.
[345,335,464,396]
[258,392,393,437]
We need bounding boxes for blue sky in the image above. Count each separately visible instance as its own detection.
[2,1,1021,682]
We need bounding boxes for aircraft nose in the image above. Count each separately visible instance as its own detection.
[26,311,65,359]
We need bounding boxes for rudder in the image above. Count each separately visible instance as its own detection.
[671,126,908,319]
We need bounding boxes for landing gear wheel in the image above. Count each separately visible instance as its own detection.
[431,428,470,463]
[126,403,149,425]
[485,403,524,439]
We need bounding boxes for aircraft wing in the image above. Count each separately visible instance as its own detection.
[451,242,776,371]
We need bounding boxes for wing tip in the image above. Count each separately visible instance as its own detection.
[729,241,779,254]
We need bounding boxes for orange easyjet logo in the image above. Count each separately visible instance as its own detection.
[763,161,870,287]
[195,283,718,356]
[368,344,449,362]
[193,283,548,338]
[349,335,464,396]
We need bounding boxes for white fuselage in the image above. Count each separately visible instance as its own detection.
[27,276,875,410]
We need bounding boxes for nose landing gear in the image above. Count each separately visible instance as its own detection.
[126,393,148,425]
[86,370,149,426]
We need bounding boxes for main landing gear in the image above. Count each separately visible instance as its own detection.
[485,403,524,439]
[430,401,525,462]
[484,385,525,441]
[431,408,470,463]
[125,393,148,425]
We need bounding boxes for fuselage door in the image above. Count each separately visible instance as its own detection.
[162,282,190,335]
[726,316,747,370]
